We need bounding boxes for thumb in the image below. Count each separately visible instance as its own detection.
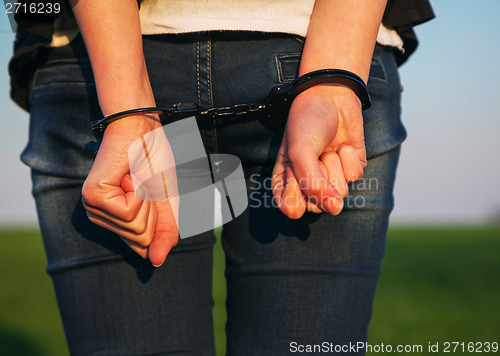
[147,196,180,267]
[290,148,344,215]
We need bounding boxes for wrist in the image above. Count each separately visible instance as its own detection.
[103,113,161,139]
[278,69,370,110]
[98,87,156,119]
[300,84,362,109]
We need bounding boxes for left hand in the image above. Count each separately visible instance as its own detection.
[271,84,367,219]
[82,115,179,267]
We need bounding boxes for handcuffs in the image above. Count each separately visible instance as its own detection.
[91,69,371,134]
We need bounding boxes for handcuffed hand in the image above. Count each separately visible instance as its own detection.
[81,116,179,267]
[272,84,367,219]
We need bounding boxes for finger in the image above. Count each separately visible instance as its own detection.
[305,161,332,213]
[271,168,286,209]
[337,145,364,182]
[271,145,287,186]
[305,200,323,213]
[83,195,152,235]
[82,180,145,223]
[353,135,368,169]
[285,110,343,215]
[278,167,306,219]
[118,237,149,259]
[148,199,179,267]
[287,146,343,215]
[82,141,146,222]
[334,98,366,168]
[320,150,349,198]
[86,201,156,248]
[272,179,284,208]
[120,173,136,192]
[271,142,289,209]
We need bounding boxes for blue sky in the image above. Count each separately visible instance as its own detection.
[1,0,499,225]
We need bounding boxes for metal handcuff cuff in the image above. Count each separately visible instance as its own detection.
[91,69,371,134]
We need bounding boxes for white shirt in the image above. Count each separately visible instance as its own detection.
[51,1,403,52]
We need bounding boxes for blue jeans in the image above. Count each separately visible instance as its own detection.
[21,32,406,355]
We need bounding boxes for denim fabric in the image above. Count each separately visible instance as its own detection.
[21,32,405,355]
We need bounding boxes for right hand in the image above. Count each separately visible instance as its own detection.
[81,116,179,267]
[271,84,367,219]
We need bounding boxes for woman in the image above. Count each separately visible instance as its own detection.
[10,0,433,354]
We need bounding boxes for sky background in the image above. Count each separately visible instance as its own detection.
[0,0,499,225]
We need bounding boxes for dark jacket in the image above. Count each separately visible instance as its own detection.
[383,0,435,65]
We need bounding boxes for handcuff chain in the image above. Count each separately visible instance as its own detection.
[199,103,267,119]
[91,69,371,134]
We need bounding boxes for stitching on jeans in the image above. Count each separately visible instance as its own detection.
[196,34,205,145]
[274,54,281,82]
[274,52,301,83]
[207,37,212,107]
[207,35,217,153]
[368,56,388,84]
[196,35,201,107]
[44,58,90,66]
[32,63,95,89]
[275,52,301,58]
[33,82,96,90]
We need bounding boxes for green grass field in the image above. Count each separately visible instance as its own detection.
[1,226,499,355]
